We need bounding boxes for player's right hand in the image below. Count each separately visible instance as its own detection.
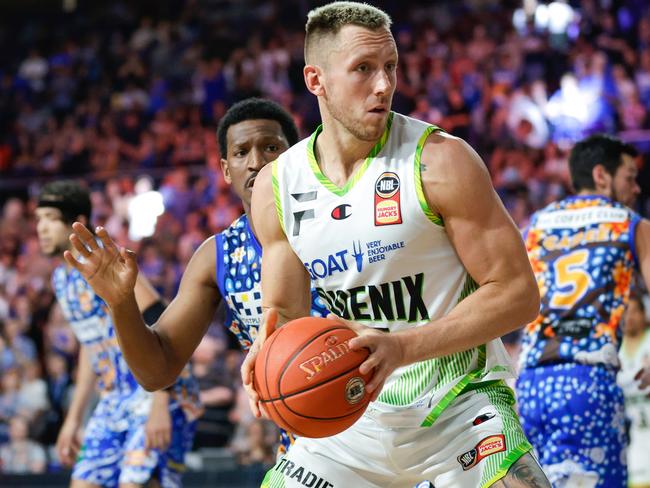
[241,308,278,418]
[55,420,81,467]
[64,223,138,307]
[635,368,650,397]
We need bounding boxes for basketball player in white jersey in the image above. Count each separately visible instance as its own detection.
[619,293,650,488]
[242,2,551,487]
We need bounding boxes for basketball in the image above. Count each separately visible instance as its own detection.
[253,316,372,438]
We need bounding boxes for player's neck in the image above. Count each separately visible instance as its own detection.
[245,208,257,239]
[316,122,379,186]
[577,189,611,200]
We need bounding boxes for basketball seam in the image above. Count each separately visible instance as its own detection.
[276,325,354,399]
[282,392,368,421]
[261,361,367,405]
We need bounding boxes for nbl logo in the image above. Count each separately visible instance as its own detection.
[375,172,399,198]
[345,377,365,404]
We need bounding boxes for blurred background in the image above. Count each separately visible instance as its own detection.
[0,0,649,486]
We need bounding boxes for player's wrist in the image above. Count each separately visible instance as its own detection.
[106,290,139,311]
[394,330,413,366]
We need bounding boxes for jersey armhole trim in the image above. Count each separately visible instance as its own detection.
[629,214,642,269]
[414,126,444,227]
[214,233,226,297]
[271,160,286,236]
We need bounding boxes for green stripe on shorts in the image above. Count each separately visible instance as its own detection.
[473,381,533,488]
[262,462,287,488]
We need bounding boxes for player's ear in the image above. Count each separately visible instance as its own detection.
[592,164,612,192]
[221,158,232,184]
[304,64,325,97]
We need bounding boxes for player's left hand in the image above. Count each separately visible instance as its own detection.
[242,308,279,418]
[635,368,650,397]
[329,314,406,401]
[145,400,172,451]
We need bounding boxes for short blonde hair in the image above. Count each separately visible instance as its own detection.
[305,2,392,63]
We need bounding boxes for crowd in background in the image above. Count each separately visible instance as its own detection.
[1,0,650,475]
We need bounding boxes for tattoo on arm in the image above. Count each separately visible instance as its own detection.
[491,453,551,488]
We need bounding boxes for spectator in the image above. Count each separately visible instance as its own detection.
[0,415,46,474]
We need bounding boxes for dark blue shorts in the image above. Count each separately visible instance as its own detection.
[516,363,627,487]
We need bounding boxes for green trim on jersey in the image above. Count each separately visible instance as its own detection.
[458,274,479,303]
[420,345,487,427]
[271,160,286,235]
[306,112,394,196]
[414,125,444,227]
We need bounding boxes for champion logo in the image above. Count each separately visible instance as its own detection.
[472,412,496,426]
[331,204,351,220]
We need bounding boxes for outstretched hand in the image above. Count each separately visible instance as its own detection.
[241,308,279,418]
[331,314,406,401]
[64,223,138,307]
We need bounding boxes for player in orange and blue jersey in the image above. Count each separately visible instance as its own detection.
[37,181,202,488]
[517,134,650,487]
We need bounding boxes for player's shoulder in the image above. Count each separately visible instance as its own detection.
[421,129,472,163]
[418,129,488,193]
[184,234,218,280]
[52,264,67,283]
[219,214,247,237]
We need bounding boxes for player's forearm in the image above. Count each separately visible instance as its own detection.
[109,294,179,391]
[398,275,539,364]
[66,348,97,423]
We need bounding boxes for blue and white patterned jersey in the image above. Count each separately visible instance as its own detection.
[215,214,329,350]
[52,265,202,418]
[215,214,330,455]
[520,195,641,370]
[53,265,139,396]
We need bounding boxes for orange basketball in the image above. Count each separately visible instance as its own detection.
[253,316,372,438]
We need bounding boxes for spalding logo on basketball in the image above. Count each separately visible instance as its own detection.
[253,317,372,438]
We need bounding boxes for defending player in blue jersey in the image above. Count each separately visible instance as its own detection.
[518,134,650,487]
[63,98,328,457]
[36,181,201,488]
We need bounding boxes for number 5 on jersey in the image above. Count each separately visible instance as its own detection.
[550,249,591,309]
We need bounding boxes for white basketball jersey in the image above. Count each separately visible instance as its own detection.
[272,112,514,427]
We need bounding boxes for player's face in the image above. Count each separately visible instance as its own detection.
[35,207,70,257]
[321,25,397,142]
[624,299,646,336]
[221,119,290,214]
[610,154,640,207]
